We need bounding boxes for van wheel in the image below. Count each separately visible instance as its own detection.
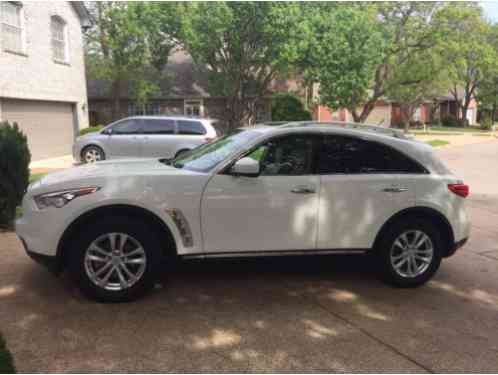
[377,219,442,287]
[82,145,105,163]
[69,216,162,302]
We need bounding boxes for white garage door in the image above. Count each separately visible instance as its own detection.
[1,99,75,161]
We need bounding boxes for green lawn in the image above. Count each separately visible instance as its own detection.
[0,334,15,373]
[414,126,492,134]
[29,172,47,183]
[426,139,450,147]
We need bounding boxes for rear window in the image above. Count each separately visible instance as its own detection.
[178,120,206,135]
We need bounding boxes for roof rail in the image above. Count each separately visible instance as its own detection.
[279,121,413,140]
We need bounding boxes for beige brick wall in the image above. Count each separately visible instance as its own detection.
[0,2,88,129]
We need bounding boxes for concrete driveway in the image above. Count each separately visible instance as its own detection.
[1,141,498,372]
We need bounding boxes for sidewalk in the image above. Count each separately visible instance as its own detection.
[29,155,75,174]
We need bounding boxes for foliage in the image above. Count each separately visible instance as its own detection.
[177,2,297,130]
[441,115,461,128]
[271,93,311,121]
[480,114,493,130]
[0,334,15,373]
[0,122,30,227]
[79,125,104,136]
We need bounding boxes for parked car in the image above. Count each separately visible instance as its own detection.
[73,116,220,163]
[17,122,470,302]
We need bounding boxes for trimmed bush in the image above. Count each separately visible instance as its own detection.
[480,115,493,130]
[441,115,462,128]
[0,121,30,227]
[79,125,104,136]
[271,93,312,122]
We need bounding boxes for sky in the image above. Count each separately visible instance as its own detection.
[480,1,498,23]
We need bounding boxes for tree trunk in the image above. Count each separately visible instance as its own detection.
[111,79,122,121]
[358,100,377,123]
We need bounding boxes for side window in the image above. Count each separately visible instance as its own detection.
[318,135,425,174]
[178,120,206,135]
[247,135,315,176]
[142,119,175,134]
[110,119,142,135]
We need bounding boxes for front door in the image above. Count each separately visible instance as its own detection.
[106,118,144,158]
[201,134,320,253]
[141,118,177,158]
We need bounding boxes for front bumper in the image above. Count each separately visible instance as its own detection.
[18,235,60,273]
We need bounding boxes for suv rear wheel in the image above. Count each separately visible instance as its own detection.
[377,218,442,287]
[69,216,163,302]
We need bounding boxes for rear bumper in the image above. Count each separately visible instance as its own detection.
[445,237,468,258]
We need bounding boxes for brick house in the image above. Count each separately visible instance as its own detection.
[0,1,91,160]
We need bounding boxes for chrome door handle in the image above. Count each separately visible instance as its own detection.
[291,186,316,194]
[382,187,408,193]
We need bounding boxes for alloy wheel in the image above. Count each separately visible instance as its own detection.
[390,230,434,278]
[84,148,102,163]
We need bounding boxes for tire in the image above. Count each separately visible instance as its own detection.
[69,216,163,302]
[81,145,105,164]
[376,218,443,288]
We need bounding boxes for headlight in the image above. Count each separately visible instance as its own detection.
[34,187,100,210]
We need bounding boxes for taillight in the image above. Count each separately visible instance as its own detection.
[448,183,469,198]
[204,136,217,143]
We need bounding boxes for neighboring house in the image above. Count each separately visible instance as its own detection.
[0,1,91,161]
[436,90,478,126]
[88,50,307,130]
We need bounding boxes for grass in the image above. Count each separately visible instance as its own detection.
[29,172,47,183]
[0,334,15,373]
[423,126,492,133]
[426,139,450,147]
[79,125,104,136]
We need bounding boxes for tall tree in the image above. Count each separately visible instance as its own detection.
[294,2,444,123]
[177,2,296,130]
[85,2,178,119]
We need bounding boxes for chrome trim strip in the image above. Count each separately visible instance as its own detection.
[182,249,367,259]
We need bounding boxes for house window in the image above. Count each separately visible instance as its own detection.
[1,2,25,54]
[184,99,203,117]
[51,16,68,63]
[128,103,161,116]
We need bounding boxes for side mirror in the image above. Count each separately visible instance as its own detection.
[102,128,112,135]
[230,157,260,177]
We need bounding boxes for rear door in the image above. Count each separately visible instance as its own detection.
[316,134,420,250]
[142,118,177,158]
[174,120,209,153]
[106,118,144,158]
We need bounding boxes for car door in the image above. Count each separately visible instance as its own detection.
[316,134,418,250]
[142,118,177,158]
[105,118,144,158]
[201,133,320,253]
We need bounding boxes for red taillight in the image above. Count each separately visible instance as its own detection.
[204,136,217,143]
[448,183,469,198]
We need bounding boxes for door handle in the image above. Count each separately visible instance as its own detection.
[291,185,316,194]
[382,187,408,193]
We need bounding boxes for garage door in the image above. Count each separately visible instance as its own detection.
[1,99,75,161]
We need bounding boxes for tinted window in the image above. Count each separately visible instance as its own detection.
[318,135,425,174]
[111,119,142,134]
[178,120,206,135]
[248,135,315,176]
[143,119,175,134]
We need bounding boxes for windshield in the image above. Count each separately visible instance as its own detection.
[171,129,261,172]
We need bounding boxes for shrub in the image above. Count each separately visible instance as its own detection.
[0,121,30,227]
[79,125,104,136]
[480,115,493,130]
[441,115,462,128]
[271,93,312,122]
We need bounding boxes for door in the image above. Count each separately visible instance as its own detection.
[316,135,420,250]
[201,134,320,253]
[1,99,74,160]
[106,118,144,158]
[141,118,177,158]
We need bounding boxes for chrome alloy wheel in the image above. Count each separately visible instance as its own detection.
[84,148,102,163]
[390,230,434,278]
[84,233,147,291]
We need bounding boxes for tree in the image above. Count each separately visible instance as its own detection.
[85,2,178,119]
[296,3,444,123]
[177,2,296,130]
[437,3,497,125]
[271,93,311,121]
[476,23,498,124]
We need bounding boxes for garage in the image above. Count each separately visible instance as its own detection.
[1,99,76,161]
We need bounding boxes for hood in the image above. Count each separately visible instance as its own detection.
[36,158,194,187]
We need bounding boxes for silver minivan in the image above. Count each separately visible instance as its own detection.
[73,116,220,163]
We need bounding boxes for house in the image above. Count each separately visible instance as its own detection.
[0,1,91,161]
[87,50,308,130]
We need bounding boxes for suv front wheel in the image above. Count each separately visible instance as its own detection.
[377,218,443,287]
[69,217,163,302]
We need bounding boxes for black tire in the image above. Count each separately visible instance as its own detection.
[81,145,105,164]
[175,149,190,159]
[69,216,163,302]
[376,218,443,288]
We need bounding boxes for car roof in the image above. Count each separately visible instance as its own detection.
[125,115,218,122]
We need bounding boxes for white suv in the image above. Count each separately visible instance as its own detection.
[16,122,470,302]
[73,116,219,163]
